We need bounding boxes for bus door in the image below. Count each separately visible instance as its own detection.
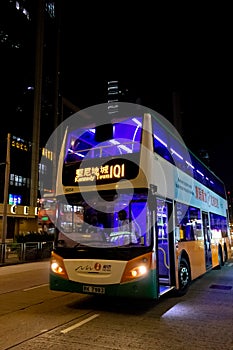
[202,211,212,269]
[156,198,175,295]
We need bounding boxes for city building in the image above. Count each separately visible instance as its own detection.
[0,0,58,240]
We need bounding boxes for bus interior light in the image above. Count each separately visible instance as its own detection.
[132,117,142,127]
[170,148,183,160]
[154,134,167,148]
[185,160,194,169]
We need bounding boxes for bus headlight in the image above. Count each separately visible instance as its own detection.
[51,262,63,274]
[50,252,68,279]
[121,252,152,283]
[131,265,147,277]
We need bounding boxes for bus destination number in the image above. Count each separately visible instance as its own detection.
[83,285,105,294]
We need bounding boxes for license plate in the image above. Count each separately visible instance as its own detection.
[83,285,105,294]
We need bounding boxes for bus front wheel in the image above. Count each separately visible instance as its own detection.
[177,257,191,296]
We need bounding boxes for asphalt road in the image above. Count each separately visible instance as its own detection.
[0,258,233,350]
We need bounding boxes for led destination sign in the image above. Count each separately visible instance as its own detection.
[75,163,125,182]
[62,156,140,186]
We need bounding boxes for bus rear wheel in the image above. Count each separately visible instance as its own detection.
[177,257,191,296]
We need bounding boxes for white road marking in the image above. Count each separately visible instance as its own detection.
[61,314,100,334]
[23,283,48,291]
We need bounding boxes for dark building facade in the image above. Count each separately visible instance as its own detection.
[0,0,57,238]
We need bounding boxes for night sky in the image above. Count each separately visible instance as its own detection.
[59,3,233,189]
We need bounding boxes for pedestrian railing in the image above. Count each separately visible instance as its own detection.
[0,241,54,266]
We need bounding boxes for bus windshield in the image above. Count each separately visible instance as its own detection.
[56,190,151,248]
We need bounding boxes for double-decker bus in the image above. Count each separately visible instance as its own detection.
[47,103,231,300]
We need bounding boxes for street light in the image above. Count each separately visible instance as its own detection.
[1,133,10,263]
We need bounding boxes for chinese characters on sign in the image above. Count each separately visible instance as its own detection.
[74,164,125,183]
